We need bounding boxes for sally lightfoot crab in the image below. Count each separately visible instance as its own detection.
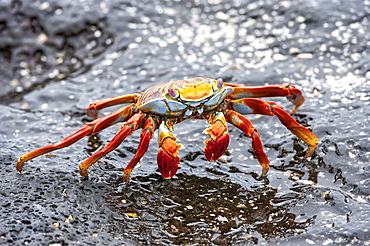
[16,77,318,181]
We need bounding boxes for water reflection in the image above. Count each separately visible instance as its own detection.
[106,173,315,245]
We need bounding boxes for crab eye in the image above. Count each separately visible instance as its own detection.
[216,78,223,89]
[168,86,179,98]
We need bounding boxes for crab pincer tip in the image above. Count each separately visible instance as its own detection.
[204,133,230,161]
[157,149,179,179]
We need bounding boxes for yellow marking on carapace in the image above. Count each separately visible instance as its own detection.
[176,82,216,101]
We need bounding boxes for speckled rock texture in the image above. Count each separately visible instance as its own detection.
[1,0,370,245]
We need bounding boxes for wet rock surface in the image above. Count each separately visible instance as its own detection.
[1,0,370,245]
[0,0,114,102]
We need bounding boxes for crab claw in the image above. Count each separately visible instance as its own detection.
[204,133,230,161]
[157,148,180,179]
[157,122,183,179]
[203,112,229,161]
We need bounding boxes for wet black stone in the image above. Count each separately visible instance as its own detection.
[1,0,370,245]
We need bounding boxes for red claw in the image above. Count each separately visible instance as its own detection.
[203,112,230,161]
[157,149,180,179]
[204,133,230,161]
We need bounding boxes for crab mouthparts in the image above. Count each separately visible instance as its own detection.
[184,107,204,117]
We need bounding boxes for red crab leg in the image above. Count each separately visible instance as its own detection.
[16,104,135,172]
[86,93,140,119]
[229,98,318,157]
[203,112,230,161]
[224,109,270,175]
[157,122,183,179]
[78,112,144,177]
[122,117,157,182]
[226,83,305,114]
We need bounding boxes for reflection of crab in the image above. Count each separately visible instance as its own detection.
[16,77,318,181]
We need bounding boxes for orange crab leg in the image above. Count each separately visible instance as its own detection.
[203,112,230,161]
[226,83,305,114]
[224,110,270,175]
[122,117,157,182]
[86,93,140,119]
[229,98,318,157]
[78,112,144,177]
[157,122,183,179]
[16,104,135,172]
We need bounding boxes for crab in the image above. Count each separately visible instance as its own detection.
[16,77,318,181]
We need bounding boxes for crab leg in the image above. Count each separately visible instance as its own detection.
[122,117,157,182]
[224,109,270,175]
[226,83,305,114]
[157,121,183,179]
[86,93,140,119]
[78,112,144,177]
[16,104,135,172]
[203,112,230,161]
[229,98,318,157]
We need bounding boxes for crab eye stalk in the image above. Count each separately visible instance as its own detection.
[167,86,179,98]
[216,78,224,89]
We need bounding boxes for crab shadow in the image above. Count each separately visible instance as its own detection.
[104,173,315,245]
